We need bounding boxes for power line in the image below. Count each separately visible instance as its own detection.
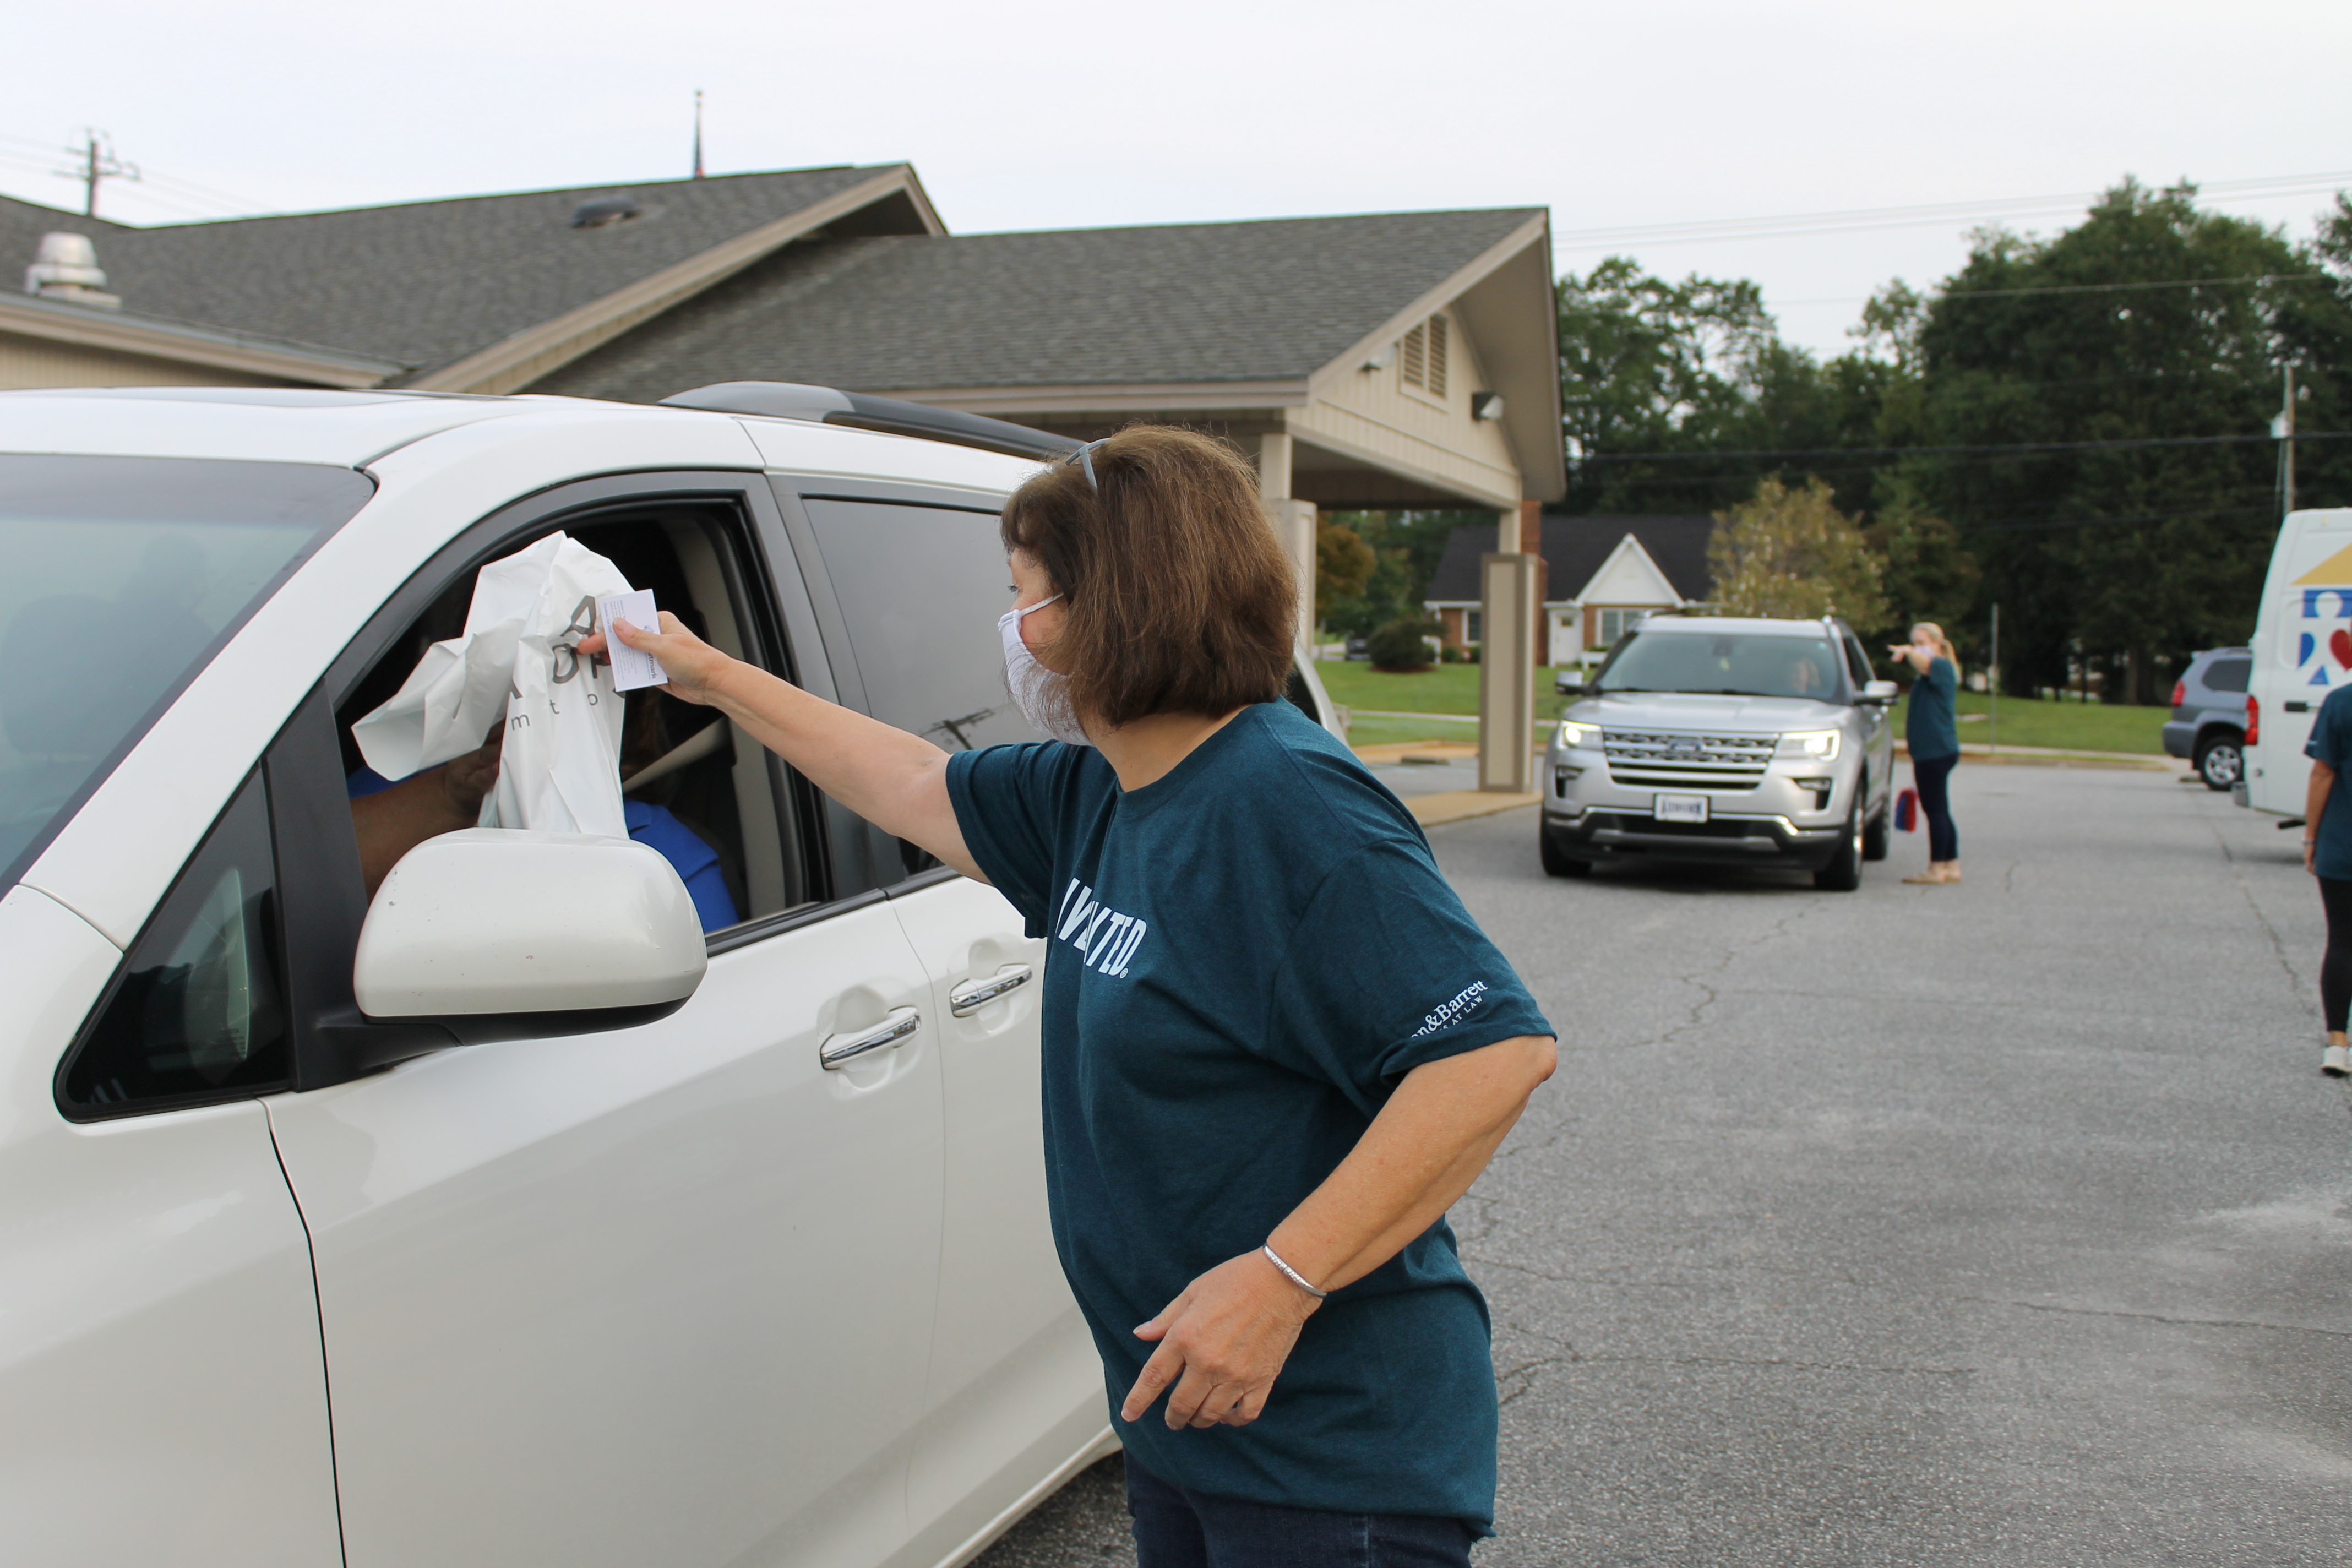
[1553,170,2352,252]
[1575,431,2352,463]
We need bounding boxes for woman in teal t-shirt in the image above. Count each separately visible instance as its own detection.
[588,426,1558,1566]
[1890,622,1963,884]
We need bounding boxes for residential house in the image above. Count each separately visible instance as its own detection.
[1424,513,1714,663]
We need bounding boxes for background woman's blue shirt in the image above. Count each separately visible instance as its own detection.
[1906,656,1962,760]
[944,701,1551,1532]
[2304,684,2352,880]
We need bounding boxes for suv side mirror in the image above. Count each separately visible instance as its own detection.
[355,830,707,1021]
[1555,669,1586,695]
[1859,680,1899,705]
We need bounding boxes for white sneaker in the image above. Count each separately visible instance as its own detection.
[2324,1044,2349,1078]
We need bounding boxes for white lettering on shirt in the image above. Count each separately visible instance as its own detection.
[1411,981,1490,1038]
[1055,878,1149,978]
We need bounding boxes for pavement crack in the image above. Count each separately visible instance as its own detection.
[1966,1295,2352,1340]
[1660,900,1823,1046]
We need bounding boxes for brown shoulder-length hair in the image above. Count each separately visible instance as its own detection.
[1000,426,1295,729]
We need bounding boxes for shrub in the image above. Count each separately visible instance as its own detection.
[1368,616,1439,672]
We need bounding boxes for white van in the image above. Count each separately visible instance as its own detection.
[2240,507,2352,817]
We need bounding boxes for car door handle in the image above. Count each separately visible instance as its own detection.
[950,963,1034,1016]
[819,1006,921,1069]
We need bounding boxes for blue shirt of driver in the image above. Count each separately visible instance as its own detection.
[346,768,738,932]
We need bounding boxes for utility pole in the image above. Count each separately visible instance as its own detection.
[2274,366,2298,519]
[692,91,705,179]
[58,129,139,219]
[1989,602,1999,755]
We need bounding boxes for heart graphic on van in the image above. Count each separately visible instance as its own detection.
[2333,629,2352,669]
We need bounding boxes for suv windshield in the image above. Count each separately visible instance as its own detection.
[1,455,374,886]
[1594,629,1845,700]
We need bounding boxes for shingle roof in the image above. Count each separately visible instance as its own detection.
[1,167,897,375]
[1425,514,1717,603]
[531,208,1544,401]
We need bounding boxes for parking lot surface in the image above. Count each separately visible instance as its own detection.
[978,763,2352,1567]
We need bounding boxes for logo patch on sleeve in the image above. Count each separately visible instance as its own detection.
[1412,981,1490,1038]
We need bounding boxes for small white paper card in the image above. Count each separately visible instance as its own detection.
[596,590,666,692]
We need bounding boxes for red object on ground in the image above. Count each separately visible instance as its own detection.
[1896,789,1918,832]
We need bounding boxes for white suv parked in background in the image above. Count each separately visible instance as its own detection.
[1540,614,1898,891]
[0,385,1343,1568]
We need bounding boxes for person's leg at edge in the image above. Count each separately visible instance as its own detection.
[1126,1453,1474,1568]
[1125,1454,1208,1568]
[2316,876,2352,1077]
[1906,753,1961,883]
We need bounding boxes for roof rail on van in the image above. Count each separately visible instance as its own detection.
[660,382,1081,462]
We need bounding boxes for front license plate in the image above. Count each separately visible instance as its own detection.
[1654,793,1709,824]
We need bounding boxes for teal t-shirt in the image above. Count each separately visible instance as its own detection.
[944,700,1553,1532]
[2303,684,2352,879]
[1906,656,1961,760]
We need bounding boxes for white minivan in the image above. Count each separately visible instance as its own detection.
[2239,507,2352,820]
[0,384,1344,1568]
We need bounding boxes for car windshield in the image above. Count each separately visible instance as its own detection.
[1593,630,1844,700]
[1,455,374,886]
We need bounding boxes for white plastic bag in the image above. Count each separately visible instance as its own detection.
[352,532,633,836]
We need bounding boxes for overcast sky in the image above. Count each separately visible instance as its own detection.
[6,0,2347,357]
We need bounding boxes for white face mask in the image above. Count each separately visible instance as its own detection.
[999,595,1092,747]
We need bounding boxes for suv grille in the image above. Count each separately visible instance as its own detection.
[1604,729,1774,790]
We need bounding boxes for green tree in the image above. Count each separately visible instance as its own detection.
[1315,509,1485,638]
[1315,520,1375,628]
[1709,476,1888,627]
[1861,476,1980,650]
[1908,179,2335,700]
[1556,257,1910,519]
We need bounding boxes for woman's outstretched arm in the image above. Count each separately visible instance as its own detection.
[582,614,981,880]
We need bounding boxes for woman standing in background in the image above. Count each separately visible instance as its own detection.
[1891,622,1963,885]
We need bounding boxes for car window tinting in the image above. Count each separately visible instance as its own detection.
[1594,631,1843,700]
[0,456,373,891]
[803,498,1049,885]
[58,769,290,1119]
[2206,658,2251,695]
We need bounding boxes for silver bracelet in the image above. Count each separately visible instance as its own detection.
[1261,1243,1328,1299]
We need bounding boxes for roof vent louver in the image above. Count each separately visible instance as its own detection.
[569,195,643,229]
[24,232,120,309]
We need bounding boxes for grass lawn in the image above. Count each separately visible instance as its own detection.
[1318,657,2171,755]
[1314,658,1567,718]
[1920,690,2169,755]
[1344,714,1481,748]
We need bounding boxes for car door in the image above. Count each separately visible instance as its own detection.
[780,484,1108,1556]
[260,476,947,1568]
[1845,633,1893,805]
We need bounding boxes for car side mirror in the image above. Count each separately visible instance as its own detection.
[355,829,706,1025]
[1555,669,1586,695]
[1859,680,1899,705]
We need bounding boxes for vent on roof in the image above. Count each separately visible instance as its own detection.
[1400,313,1449,399]
[23,232,119,309]
[569,195,643,228]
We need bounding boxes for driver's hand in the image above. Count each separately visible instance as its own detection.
[439,732,503,816]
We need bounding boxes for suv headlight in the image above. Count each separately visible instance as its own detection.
[1777,729,1841,760]
[1557,720,1599,749]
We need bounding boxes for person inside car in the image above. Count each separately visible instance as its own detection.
[345,692,739,930]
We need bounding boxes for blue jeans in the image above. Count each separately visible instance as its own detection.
[1913,752,1959,862]
[1125,1453,1475,1568]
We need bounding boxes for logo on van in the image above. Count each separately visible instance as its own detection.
[2293,589,2352,687]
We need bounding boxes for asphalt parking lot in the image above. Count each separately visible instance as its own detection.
[979,760,2352,1567]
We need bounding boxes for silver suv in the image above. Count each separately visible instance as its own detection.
[1539,614,1899,891]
